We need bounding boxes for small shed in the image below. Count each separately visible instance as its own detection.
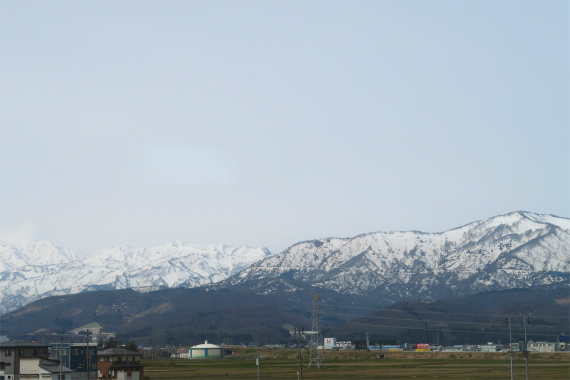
[189,341,222,359]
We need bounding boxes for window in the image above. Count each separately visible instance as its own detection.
[33,350,38,356]
[4,350,10,357]
[78,364,84,369]
[72,350,78,355]
[18,350,24,356]
[5,362,11,366]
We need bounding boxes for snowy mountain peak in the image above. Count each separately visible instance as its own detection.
[228,212,570,303]
[0,241,271,314]
[0,239,85,273]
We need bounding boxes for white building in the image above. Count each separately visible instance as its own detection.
[323,338,336,350]
[527,341,557,353]
[479,343,500,352]
[19,358,73,380]
[189,341,222,359]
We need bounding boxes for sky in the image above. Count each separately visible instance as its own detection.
[1,1,568,256]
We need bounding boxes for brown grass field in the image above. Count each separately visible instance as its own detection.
[143,349,570,380]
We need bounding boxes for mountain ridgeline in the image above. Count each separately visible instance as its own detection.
[225,211,570,303]
[0,242,270,314]
[0,211,568,315]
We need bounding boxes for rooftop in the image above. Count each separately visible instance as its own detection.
[0,341,48,348]
[98,348,141,357]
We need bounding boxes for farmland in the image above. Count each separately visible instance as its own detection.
[143,349,570,380]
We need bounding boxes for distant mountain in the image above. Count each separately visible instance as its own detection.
[0,241,271,314]
[1,283,566,347]
[2,211,568,316]
[0,287,317,346]
[226,211,570,303]
[0,240,86,273]
[326,286,570,346]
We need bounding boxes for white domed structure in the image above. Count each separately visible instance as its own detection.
[189,340,223,359]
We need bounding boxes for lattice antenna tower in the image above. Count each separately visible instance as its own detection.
[308,294,323,368]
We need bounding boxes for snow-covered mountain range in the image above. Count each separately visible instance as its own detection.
[1,211,568,315]
[0,241,270,314]
[226,211,570,302]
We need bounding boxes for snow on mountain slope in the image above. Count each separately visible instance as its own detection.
[227,211,570,301]
[0,242,271,314]
[2,211,567,314]
[0,240,85,273]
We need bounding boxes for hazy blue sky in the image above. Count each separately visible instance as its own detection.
[1,1,568,256]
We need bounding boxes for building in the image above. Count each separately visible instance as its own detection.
[48,344,97,380]
[322,339,355,351]
[441,346,463,352]
[0,341,50,380]
[172,349,189,359]
[189,341,222,359]
[323,338,336,350]
[97,349,143,380]
[479,343,500,352]
[19,358,72,380]
[527,341,557,353]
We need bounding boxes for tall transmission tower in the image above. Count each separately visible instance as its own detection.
[308,294,323,368]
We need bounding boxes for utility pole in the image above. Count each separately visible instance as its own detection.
[506,318,513,380]
[59,336,63,380]
[424,320,428,344]
[295,327,304,380]
[523,317,530,380]
[86,329,91,380]
[257,345,260,380]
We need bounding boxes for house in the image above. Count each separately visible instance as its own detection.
[48,344,97,380]
[0,341,50,380]
[19,358,72,380]
[97,349,143,380]
[172,349,188,359]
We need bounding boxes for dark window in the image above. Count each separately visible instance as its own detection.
[4,350,11,356]
[5,363,11,366]
[78,364,84,369]
[18,350,24,356]
[72,350,78,355]
[33,350,38,356]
